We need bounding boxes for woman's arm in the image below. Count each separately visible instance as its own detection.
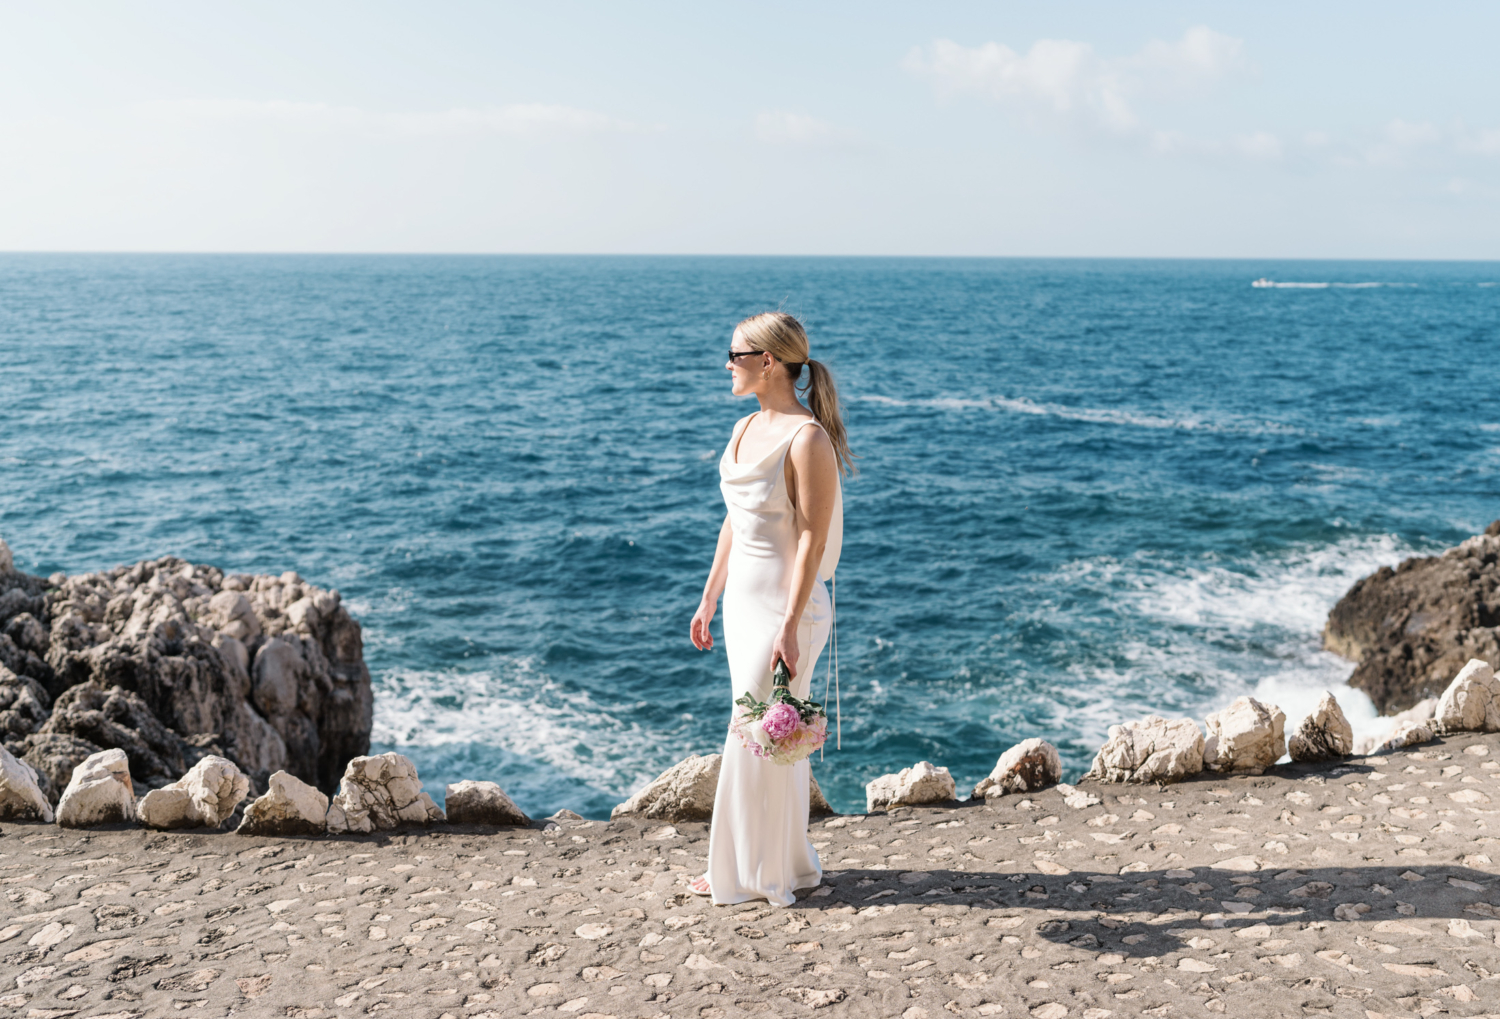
[770,424,839,676]
[690,514,733,650]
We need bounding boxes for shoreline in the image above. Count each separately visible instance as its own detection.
[4,731,1499,1018]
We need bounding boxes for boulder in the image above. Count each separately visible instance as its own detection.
[1084,715,1204,784]
[809,772,834,816]
[1379,719,1435,753]
[0,663,50,750]
[18,732,103,805]
[57,748,136,827]
[1287,692,1355,762]
[1353,697,1437,757]
[1324,523,1500,713]
[865,761,957,812]
[325,752,444,833]
[972,738,1062,799]
[39,684,209,792]
[1435,658,1500,733]
[445,780,530,826]
[237,769,329,836]
[1202,696,1286,775]
[0,744,53,822]
[612,754,721,822]
[138,754,249,829]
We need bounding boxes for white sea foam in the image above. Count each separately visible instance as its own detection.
[859,393,1299,435]
[1252,280,1416,289]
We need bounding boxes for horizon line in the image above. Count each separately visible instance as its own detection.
[2,250,1500,263]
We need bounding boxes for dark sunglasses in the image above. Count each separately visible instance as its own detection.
[727,349,763,361]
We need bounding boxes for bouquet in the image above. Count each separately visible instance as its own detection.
[730,660,828,765]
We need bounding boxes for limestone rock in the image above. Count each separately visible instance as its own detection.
[1203,696,1286,775]
[612,754,721,822]
[56,748,137,827]
[237,769,329,836]
[0,537,11,574]
[325,752,444,833]
[1084,715,1204,784]
[1287,692,1355,762]
[1380,719,1435,752]
[0,744,53,822]
[865,761,957,812]
[1435,658,1500,733]
[1324,522,1500,713]
[19,732,103,805]
[138,754,249,829]
[0,663,50,749]
[40,684,207,791]
[445,780,530,826]
[973,738,1062,799]
[1055,782,1101,809]
[809,772,834,816]
[1353,697,1437,757]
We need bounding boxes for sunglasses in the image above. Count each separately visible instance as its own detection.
[727,349,763,362]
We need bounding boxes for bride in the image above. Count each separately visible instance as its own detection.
[687,311,855,906]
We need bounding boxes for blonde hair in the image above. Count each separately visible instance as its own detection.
[733,311,857,477]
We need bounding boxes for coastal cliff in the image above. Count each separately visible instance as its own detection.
[0,537,372,801]
[1324,522,1500,714]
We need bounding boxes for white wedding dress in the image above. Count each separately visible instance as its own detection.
[706,413,842,907]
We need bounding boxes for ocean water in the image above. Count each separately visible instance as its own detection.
[2,255,1497,817]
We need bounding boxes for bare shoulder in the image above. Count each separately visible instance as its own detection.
[788,418,836,465]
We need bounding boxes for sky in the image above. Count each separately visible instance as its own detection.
[1,2,1497,257]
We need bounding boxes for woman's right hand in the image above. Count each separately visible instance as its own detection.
[690,599,716,650]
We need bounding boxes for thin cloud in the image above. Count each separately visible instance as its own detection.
[754,110,858,146]
[133,99,658,138]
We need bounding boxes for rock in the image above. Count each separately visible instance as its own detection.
[56,748,137,827]
[237,769,329,836]
[138,755,249,829]
[612,754,721,822]
[1287,692,1355,762]
[1324,523,1500,713]
[39,684,208,792]
[810,772,834,816]
[0,537,11,574]
[1353,698,1437,756]
[1202,697,1286,775]
[445,780,530,826]
[1084,715,1204,784]
[0,663,50,750]
[1435,658,1500,733]
[0,744,53,822]
[18,732,103,805]
[865,761,957,812]
[972,738,1062,798]
[1055,782,1101,809]
[1380,719,1435,753]
[325,752,444,833]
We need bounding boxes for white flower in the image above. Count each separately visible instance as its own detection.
[751,719,775,752]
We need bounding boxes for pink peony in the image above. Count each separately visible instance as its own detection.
[760,702,801,741]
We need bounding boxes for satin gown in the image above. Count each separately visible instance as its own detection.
[706,413,843,907]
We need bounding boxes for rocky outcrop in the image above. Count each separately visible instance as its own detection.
[1202,696,1286,775]
[1084,715,1204,784]
[1324,523,1500,713]
[138,754,249,829]
[0,539,372,796]
[809,773,834,816]
[612,754,722,822]
[19,732,103,805]
[1287,692,1354,762]
[1353,697,1437,756]
[865,761,957,812]
[0,744,53,822]
[972,738,1062,799]
[57,748,136,827]
[237,770,329,836]
[446,780,531,826]
[1435,658,1500,733]
[325,753,444,834]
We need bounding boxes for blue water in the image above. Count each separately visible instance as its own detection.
[3,255,1498,817]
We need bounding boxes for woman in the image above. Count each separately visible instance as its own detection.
[687,311,855,906]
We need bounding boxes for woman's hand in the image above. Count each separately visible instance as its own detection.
[690,599,716,650]
[770,619,800,677]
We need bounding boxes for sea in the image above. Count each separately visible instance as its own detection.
[3,255,1498,817]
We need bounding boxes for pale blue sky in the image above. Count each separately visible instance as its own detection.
[2,2,1497,256]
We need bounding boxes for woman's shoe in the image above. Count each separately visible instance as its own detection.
[688,875,711,896]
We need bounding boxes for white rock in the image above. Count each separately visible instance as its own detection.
[445,780,530,826]
[138,755,249,829]
[611,754,721,822]
[1380,719,1435,753]
[1287,692,1355,762]
[1202,697,1286,775]
[56,749,136,828]
[0,744,53,822]
[325,752,444,833]
[1084,715,1204,784]
[1435,658,1500,734]
[0,537,12,573]
[1353,697,1437,756]
[972,738,1061,799]
[865,761,957,813]
[237,770,329,836]
[1055,782,1101,809]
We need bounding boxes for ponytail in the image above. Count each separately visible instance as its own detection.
[801,359,857,477]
